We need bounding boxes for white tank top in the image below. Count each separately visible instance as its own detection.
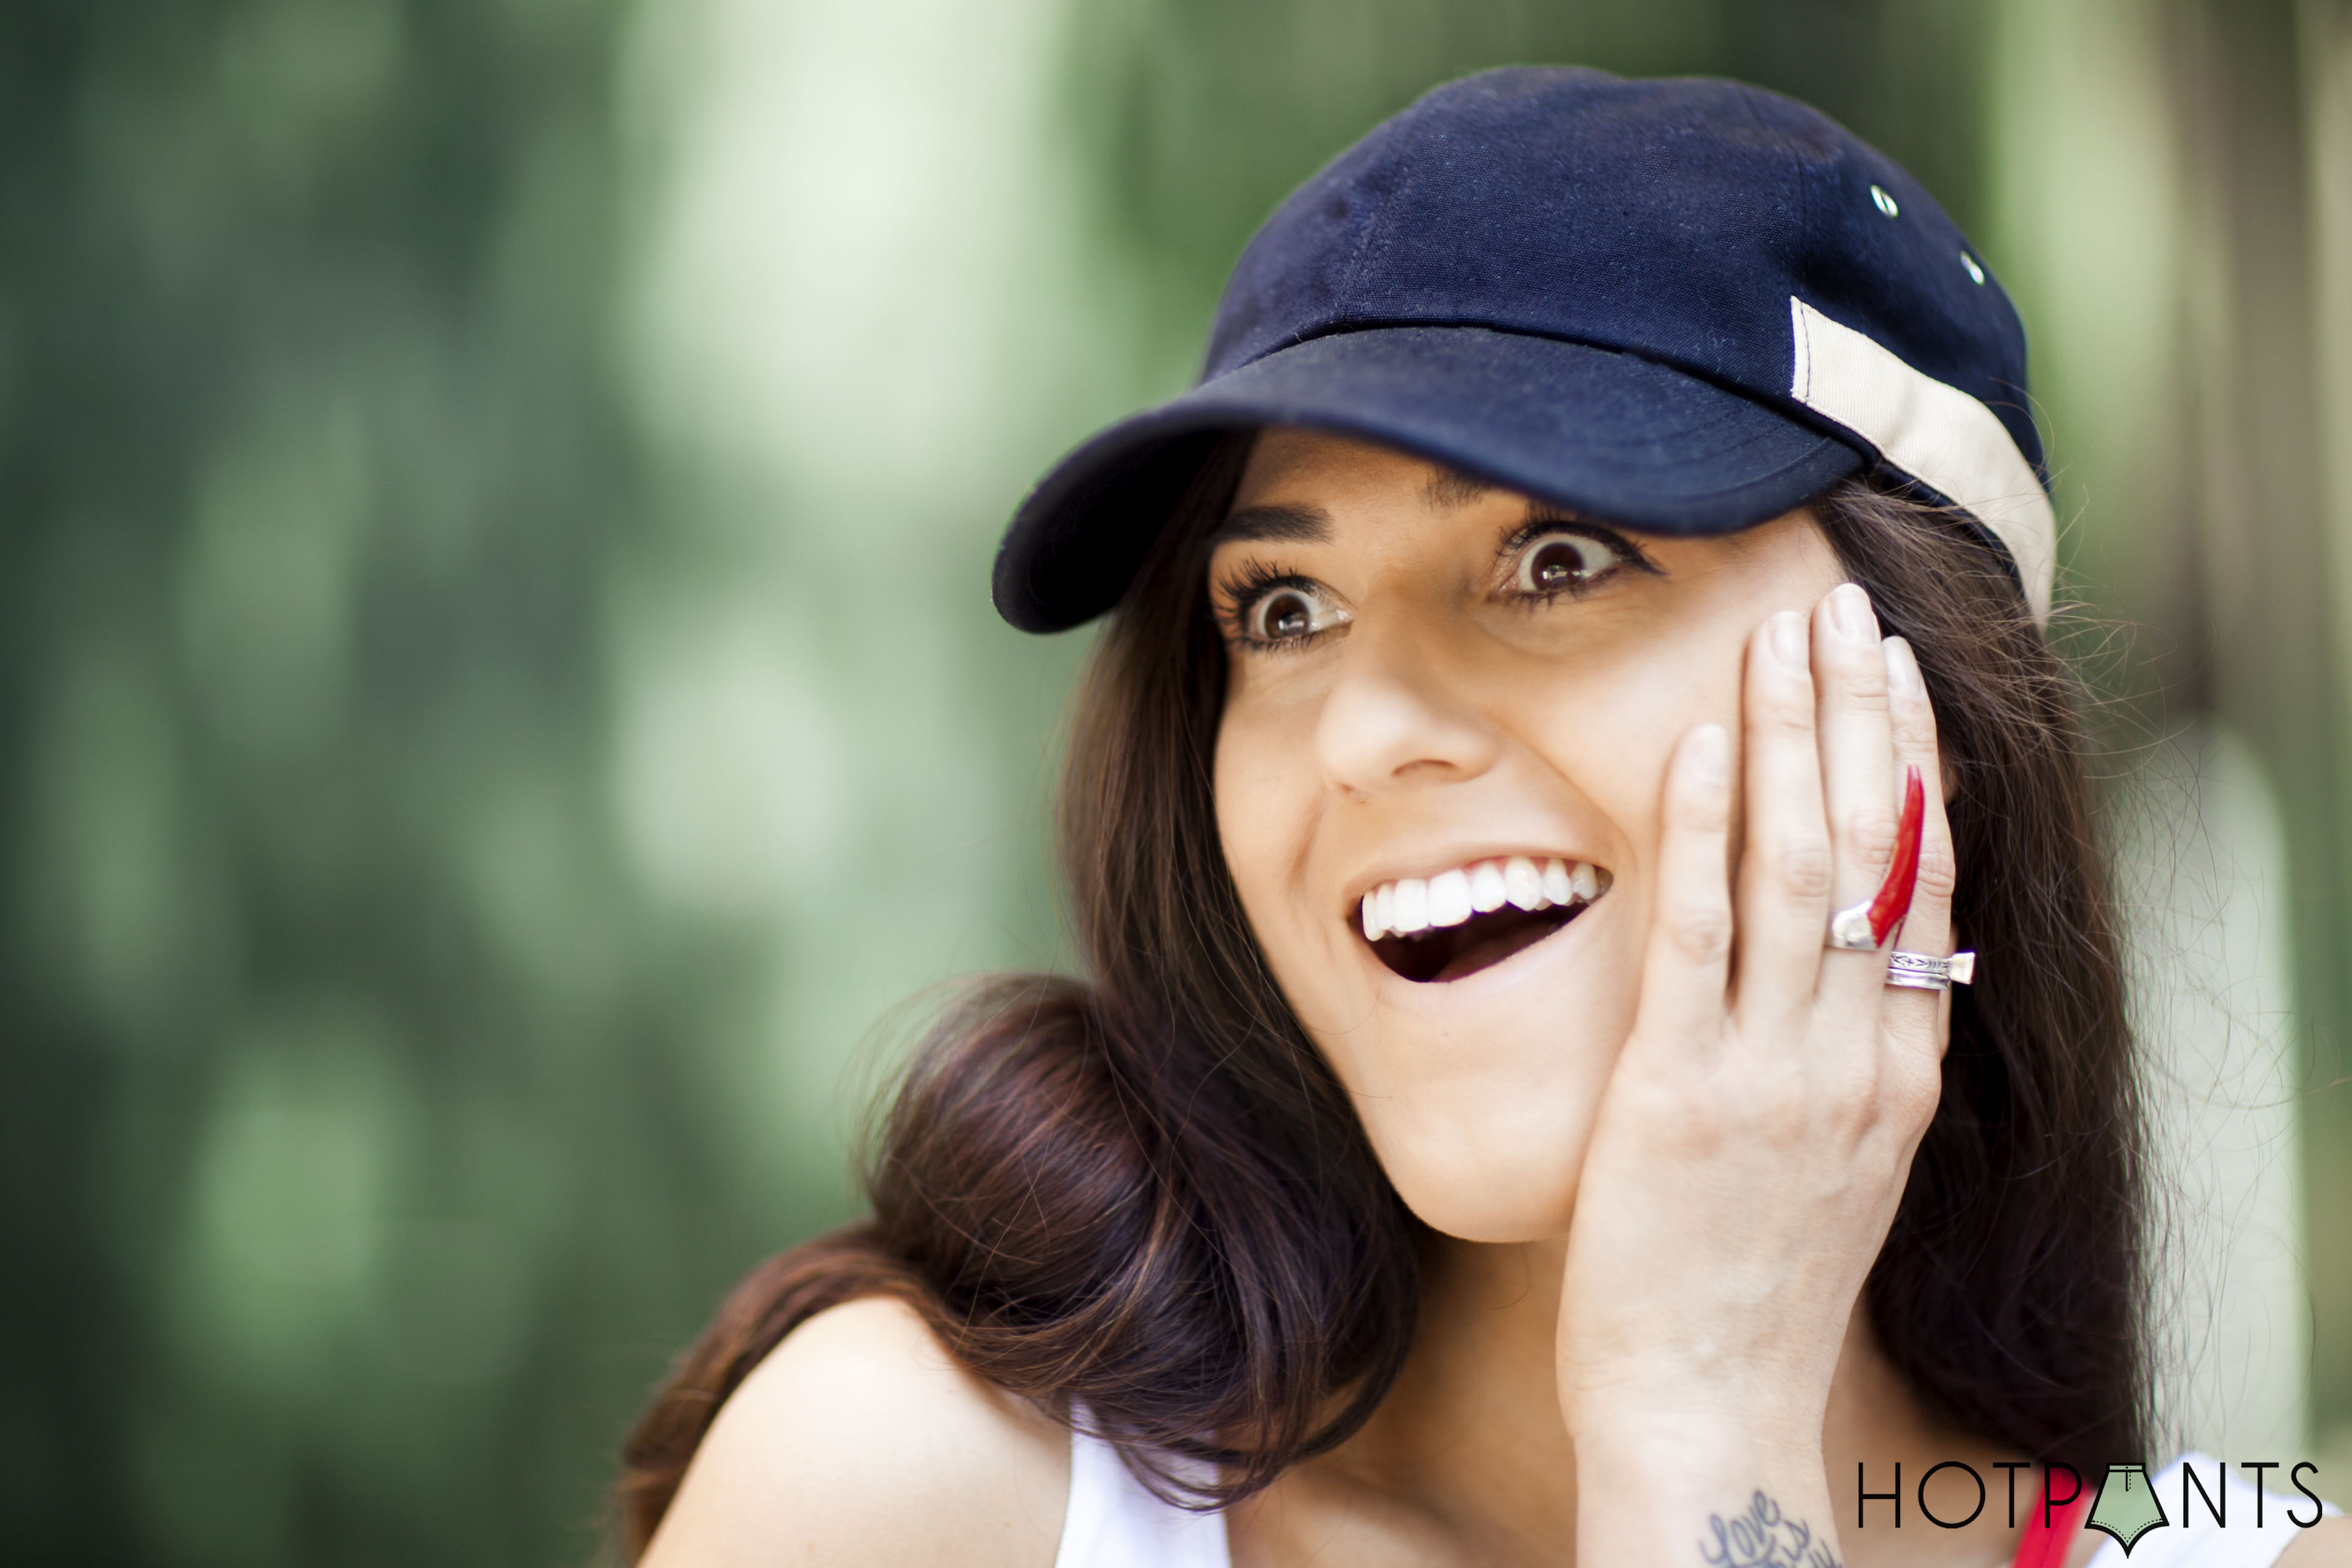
[1053,1424,1230,1568]
[1050,1438,2326,1568]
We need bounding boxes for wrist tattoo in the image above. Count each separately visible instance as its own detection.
[1700,1491,1842,1568]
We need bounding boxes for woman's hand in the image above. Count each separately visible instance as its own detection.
[1557,581,1955,1564]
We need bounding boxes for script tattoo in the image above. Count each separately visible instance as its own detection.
[1700,1491,1843,1568]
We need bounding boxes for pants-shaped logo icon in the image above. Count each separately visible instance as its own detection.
[2088,1463,2169,1554]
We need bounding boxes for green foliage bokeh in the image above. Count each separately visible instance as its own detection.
[5,1,2340,1564]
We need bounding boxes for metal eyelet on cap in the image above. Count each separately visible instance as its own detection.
[1870,184,1899,217]
[1961,251,1986,284]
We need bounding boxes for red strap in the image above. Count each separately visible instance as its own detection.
[2011,1474,2092,1568]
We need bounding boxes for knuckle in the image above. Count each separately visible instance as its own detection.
[1771,834,1835,900]
[1665,903,1733,962]
[1668,1115,1729,1162]
[1841,805,1899,871]
[1760,690,1817,736]
[1818,1067,1878,1128]
[1828,649,1891,706]
[1890,696,1940,746]
[1913,838,1959,903]
[1677,790,1732,835]
[1742,1062,1810,1130]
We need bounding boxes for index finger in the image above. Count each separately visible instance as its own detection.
[1631,722,1735,1061]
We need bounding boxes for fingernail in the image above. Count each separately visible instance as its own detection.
[1690,722,1729,783]
[1831,582,1876,641]
[1770,611,1806,666]
[1885,636,1923,697]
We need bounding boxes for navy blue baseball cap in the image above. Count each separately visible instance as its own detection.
[992,67,2054,632]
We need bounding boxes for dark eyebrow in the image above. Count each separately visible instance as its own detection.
[1432,465,1592,528]
[1424,467,1495,510]
[1211,503,1329,546]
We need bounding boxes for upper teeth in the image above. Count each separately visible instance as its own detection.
[1360,856,1607,942]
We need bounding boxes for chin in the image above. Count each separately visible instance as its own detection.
[1362,1101,1592,1242]
[1287,894,1636,1243]
[1399,1179,1581,1245]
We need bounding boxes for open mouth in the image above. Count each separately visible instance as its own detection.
[1358,856,1611,984]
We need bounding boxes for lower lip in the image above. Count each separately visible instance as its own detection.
[1358,896,1609,1006]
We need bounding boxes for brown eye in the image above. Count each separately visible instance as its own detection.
[1243,581,1346,645]
[1263,592,1312,637]
[1514,529,1625,595]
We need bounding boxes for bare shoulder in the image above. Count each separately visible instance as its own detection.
[639,1296,1072,1568]
[2280,1516,2352,1565]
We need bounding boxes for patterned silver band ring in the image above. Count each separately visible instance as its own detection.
[1886,950,1975,991]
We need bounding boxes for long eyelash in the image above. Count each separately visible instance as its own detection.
[1499,516,1661,568]
[1498,517,1661,602]
[1211,561,1323,647]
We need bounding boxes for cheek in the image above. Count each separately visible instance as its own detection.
[1331,973,1640,1242]
[1540,648,1739,817]
[1212,708,1330,990]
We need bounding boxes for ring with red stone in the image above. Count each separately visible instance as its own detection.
[1826,765,1925,952]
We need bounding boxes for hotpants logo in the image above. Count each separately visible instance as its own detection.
[1854,1458,2328,1555]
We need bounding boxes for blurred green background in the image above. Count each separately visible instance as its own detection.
[6,0,2350,1561]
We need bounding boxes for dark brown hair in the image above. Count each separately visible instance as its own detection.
[613,443,2145,1557]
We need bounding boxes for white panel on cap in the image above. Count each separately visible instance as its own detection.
[1787,297,2056,624]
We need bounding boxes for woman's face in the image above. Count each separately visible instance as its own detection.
[1212,428,1854,1241]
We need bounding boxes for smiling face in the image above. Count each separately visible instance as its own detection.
[1210,428,1853,1241]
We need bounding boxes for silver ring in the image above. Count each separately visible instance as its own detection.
[1826,899,1879,951]
[1886,950,1974,991]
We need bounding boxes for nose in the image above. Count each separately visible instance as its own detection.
[1313,627,1502,798]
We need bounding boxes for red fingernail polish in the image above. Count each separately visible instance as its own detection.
[1865,766,1925,945]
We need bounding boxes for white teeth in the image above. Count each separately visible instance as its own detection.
[1428,869,1473,927]
[1503,855,1543,910]
[1357,856,1611,942]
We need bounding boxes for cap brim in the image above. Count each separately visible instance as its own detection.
[992,325,1864,632]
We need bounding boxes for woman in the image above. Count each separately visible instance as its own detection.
[616,69,2347,1566]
